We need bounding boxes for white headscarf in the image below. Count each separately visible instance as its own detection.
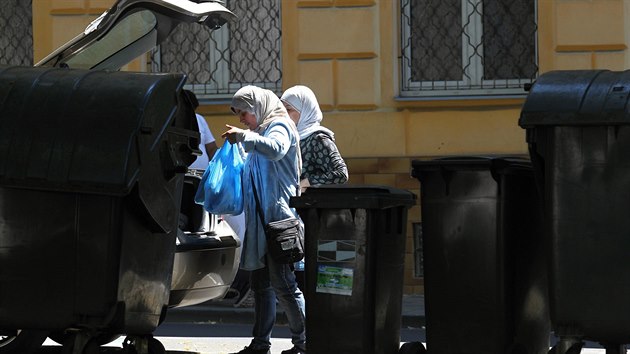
[281,85,335,140]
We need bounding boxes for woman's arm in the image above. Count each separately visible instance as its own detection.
[222,122,293,161]
[242,123,291,161]
[303,133,348,185]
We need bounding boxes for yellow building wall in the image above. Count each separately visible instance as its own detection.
[30,0,630,295]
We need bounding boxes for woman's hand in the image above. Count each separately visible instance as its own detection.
[221,124,246,144]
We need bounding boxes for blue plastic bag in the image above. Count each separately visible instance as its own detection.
[194,142,244,215]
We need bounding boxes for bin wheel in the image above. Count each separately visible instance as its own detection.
[122,335,164,354]
[0,329,48,354]
[148,337,166,354]
[122,337,138,354]
[399,341,426,354]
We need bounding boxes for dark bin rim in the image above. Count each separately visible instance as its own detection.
[519,69,630,127]
[411,156,533,180]
[0,67,187,196]
[290,184,417,210]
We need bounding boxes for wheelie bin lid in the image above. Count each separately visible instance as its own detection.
[0,66,186,195]
[519,69,630,127]
[290,184,416,210]
[411,156,533,181]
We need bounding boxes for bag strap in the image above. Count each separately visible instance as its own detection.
[250,172,266,226]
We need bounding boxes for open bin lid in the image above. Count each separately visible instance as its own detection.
[0,66,186,195]
[411,156,533,181]
[519,70,630,128]
[36,0,235,71]
[290,184,416,210]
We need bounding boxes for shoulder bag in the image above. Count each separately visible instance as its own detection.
[251,174,305,264]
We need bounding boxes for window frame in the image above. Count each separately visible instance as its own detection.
[399,0,539,99]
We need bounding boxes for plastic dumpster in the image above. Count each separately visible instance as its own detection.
[290,185,416,354]
[520,70,630,354]
[409,157,549,354]
[0,66,197,353]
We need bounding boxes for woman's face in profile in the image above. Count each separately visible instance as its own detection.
[233,108,258,130]
[283,102,300,125]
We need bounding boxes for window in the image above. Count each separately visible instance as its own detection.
[0,0,33,66]
[151,0,282,101]
[400,0,538,98]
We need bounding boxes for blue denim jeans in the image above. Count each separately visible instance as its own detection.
[249,253,306,350]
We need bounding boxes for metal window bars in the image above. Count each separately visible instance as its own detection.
[0,0,33,66]
[400,0,538,98]
[150,0,282,101]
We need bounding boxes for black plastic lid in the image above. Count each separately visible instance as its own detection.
[519,70,630,127]
[0,66,186,195]
[290,184,416,210]
[411,156,533,180]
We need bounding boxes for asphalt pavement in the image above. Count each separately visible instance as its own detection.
[36,294,621,354]
[159,294,618,354]
[164,293,425,328]
[37,295,425,354]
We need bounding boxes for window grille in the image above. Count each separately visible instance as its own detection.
[0,0,33,66]
[400,0,538,98]
[151,0,282,101]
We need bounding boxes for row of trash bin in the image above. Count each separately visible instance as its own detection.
[1,66,626,354]
[292,70,630,354]
[293,158,547,354]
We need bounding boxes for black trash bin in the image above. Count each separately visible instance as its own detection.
[410,157,549,354]
[520,70,630,354]
[290,185,416,354]
[0,66,197,352]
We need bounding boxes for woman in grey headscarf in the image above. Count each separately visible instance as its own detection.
[281,85,348,190]
[223,86,306,354]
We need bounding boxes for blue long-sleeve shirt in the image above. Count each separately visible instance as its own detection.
[238,120,302,270]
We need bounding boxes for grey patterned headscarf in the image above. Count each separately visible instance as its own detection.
[231,85,297,135]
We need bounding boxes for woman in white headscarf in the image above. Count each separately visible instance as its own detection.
[280,85,348,296]
[281,85,348,190]
[222,86,306,354]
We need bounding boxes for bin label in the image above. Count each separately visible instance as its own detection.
[317,240,356,262]
[316,265,354,296]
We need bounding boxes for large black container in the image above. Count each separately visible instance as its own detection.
[0,67,196,340]
[410,157,549,354]
[520,70,630,353]
[290,185,416,354]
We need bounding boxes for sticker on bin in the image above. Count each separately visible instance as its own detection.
[316,265,354,296]
[317,240,356,262]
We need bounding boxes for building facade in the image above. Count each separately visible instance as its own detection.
[12,0,630,294]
